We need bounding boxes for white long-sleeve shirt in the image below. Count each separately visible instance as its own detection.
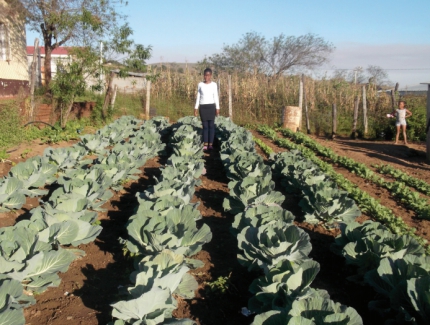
[195,81,220,109]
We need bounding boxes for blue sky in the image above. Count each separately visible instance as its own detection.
[26,0,430,87]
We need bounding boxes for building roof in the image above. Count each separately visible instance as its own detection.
[27,46,70,56]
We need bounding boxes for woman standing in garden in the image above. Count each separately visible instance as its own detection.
[393,100,412,145]
[194,68,220,150]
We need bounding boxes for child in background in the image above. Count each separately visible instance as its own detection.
[392,101,412,145]
[194,68,220,150]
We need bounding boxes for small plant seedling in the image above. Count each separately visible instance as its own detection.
[21,148,32,159]
[0,149,12,163]
[205,273,232,295]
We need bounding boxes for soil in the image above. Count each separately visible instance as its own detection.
[1,131,430,325]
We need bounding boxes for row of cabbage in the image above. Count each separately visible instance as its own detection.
[259,128,430,324]
[0,116,168,325]
[270,150,361,227]
[215,116,363,325]
[109,116,212,325]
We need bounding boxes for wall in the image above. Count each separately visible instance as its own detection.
[0,0,29,97]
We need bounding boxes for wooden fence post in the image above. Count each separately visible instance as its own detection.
[298,75,303,130]
[351,96,359,139]
[110,85,118,110]
[332,103,337,139]
[228,74,232,121]
[362,85,368,135]
[391,82,399,109]
[302,74,310,134]
[29,38,39,122]
[102,71,115,120]
[145,80,151,120]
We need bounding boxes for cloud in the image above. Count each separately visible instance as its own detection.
[325,42,430,87]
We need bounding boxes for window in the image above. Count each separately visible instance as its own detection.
[0,22,8,61]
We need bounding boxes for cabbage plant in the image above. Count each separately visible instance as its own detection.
[0,225,80,293]
[237,221,312,272]
[252,293,363,325]
[140,178,200,206]
[126,207,212,257]
[299,183,361,225]
[43,145,89,171]
[128,250,198,300]
[223,174,285,215]
[0,275,36,325]
[227,152,271,181]
[30,205,102,246]
[8,156,57,197]
[332,221,425,276]
[136,195,199,217]
[0,177,26,212]
[78,134,110,154]
[231,204,295,235]
[364,255,430,323]
[248,260,321,314]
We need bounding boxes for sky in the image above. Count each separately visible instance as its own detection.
[26,0,430,89]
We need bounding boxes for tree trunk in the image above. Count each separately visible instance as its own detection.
[44,44,53,87]
[61,99,75,128]
[29,38,39,121]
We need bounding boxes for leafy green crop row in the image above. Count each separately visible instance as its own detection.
[257,125,430,324]
[217,117,363,325]
[374,163,430,197]
[277,127,430,220]
[257,125,428,252]
[0,116,167,324]
[109,116,210,325]
[253,137,274,156]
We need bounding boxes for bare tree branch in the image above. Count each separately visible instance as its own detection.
[207,32,334,76]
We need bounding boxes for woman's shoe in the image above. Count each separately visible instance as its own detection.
[203,145,208,151]
[208,145,213,150]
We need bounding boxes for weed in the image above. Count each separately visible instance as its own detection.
[205,273,232,295]
[20,148,32,159]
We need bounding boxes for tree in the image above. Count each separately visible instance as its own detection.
[20,0,125,87]
[333,65,389,87]
[51,22,153,127]
[49,24,153,127]
[205,32,335,76]
[366,65,389,87]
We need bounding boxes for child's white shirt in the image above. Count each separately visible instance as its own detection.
[195,82,220,109]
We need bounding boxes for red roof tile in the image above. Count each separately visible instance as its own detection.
[27,46,70,55]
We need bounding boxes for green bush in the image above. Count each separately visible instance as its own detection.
[0,100,24,148]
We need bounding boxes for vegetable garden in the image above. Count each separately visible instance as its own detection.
[0,115,429,325]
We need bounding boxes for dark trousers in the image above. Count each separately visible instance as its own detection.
[202,120,215,144]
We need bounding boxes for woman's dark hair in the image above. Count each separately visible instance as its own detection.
[203,68,212,75]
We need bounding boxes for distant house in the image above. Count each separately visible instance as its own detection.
[0,0,29,97]
[27,46,71,86]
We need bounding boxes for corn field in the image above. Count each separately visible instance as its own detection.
[139,66,423,138]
